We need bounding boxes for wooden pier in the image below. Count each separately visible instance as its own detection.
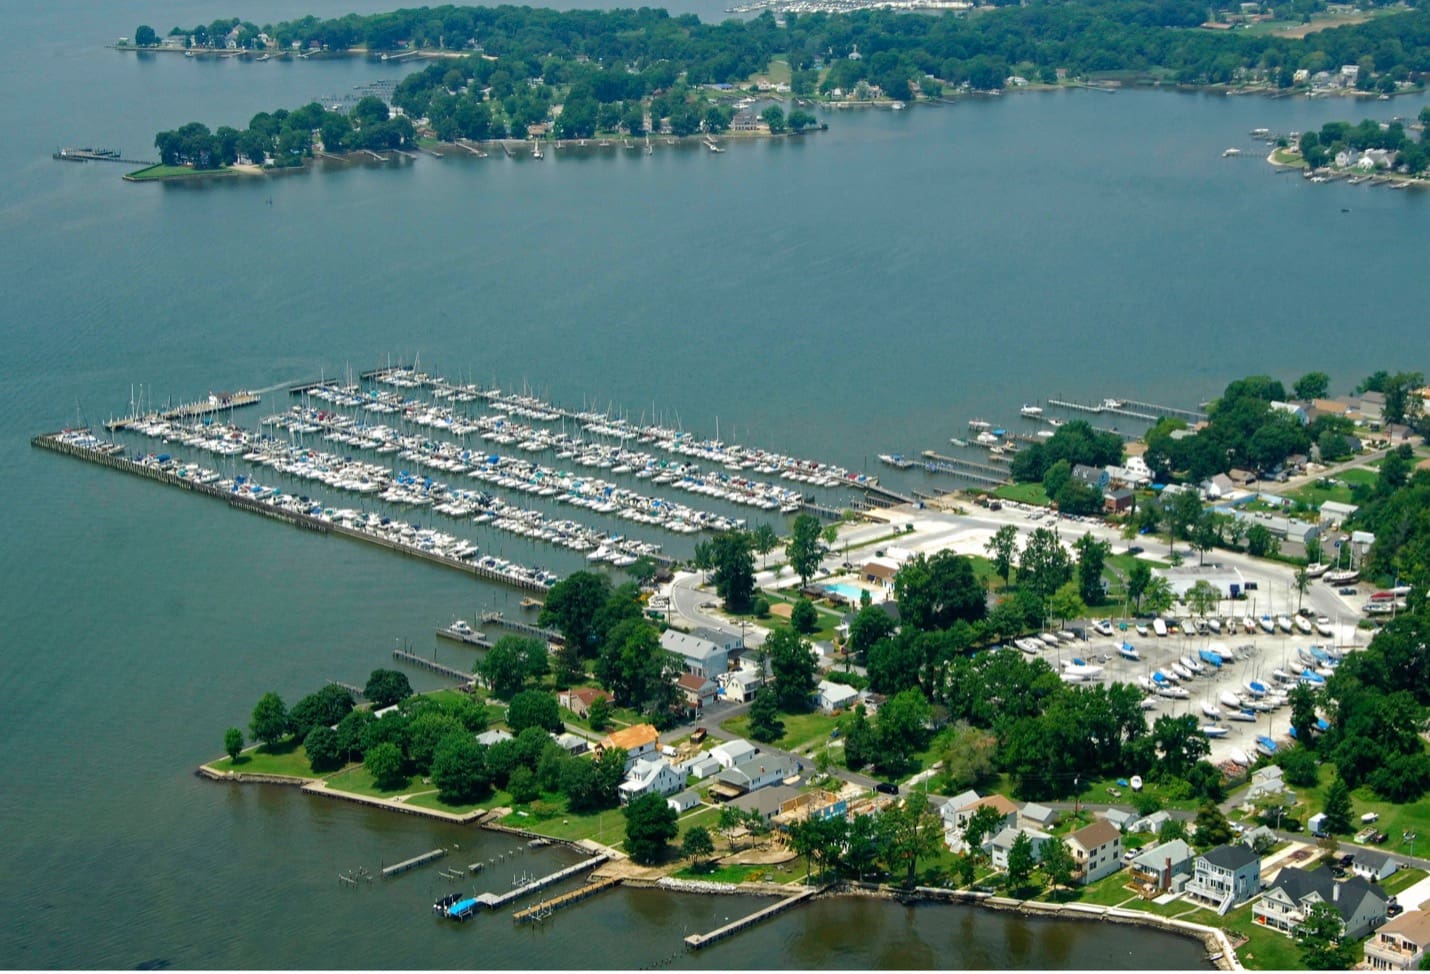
[511,876,621,923]
[381,848,446,878]
[437,625,493,648]
[479,611,563,644]
[920,451,1010,485]
[53,148,156,165]
[683,887,818,949]
[104,391,261,431]
[474,855,608,910]
[330,681,366,699]
[392,648,474,685]
[1115,397,1208,423]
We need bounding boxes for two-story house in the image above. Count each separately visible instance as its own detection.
[938,792,1019,854]
[987,826,1052,871]
[1254,866,1388,940]
[1128,838,1197,895]
[1065,820,1123,885]
[1182,843,1261,914]
[1364,909,1430,971]
[618,757,686,804]
[596,723,661,771]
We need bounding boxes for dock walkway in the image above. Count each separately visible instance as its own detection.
[920,451,1010,485]
[479,611,563,644]
[392,648,474,686]
[105,391,260,430]
[511,876,621,922]
[475,854,609,910]
[683,886,818,949]
[381,848,446,878]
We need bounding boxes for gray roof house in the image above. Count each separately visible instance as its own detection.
[1353,849,1402,883]
[476,729,514,747]
[1100,807,1137,832]
[987,826,1053,871]
[1019,802,1059,830]
[1132,810,1172,835]
[1254,866,1388,940]
[660,629,729,679]
[1128,838,1197,894]
[1183,843,1261,915]
[667,790,702,814]
[715,754,798,795]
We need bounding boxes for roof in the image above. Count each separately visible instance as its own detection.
[660,629,724,662]
[818,679,859,702]
[719,754,797,788]
[676,672,715,692]
[562,687,611,706]
[1068,819,1121,850]
[1021,802,1057,824]
[1200,843,1260,872]
[1102,808,1136,826]
[940,790,981,815]
[861,558,899,578]
[730,783,803,818]
[1377,908,1430,947]
[475,729,513,747]
[1131,839,1196,870]
[990,825,1051,849]
[971,794,1019,817]
[1354,848,1399,872]
[1267,866,1386,923]
[710,738,757,763]
[601,723,660,752]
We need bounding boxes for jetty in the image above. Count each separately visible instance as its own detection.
[473,854,609,910]
[920,451,1010,485]
[104,390,260,430]
[683,886,818,949]
[392,647,474,686]
[381,848,446,879]
[512,876,622,923]
[479,611,563,644]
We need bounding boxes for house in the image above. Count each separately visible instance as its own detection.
[1105,464,1151,488]
[1353,849,1402,883]
[1071,464,1110,490]
[939,792,1019,853]
[1269,401,1309,424]
[1065,820,1123,885]
[713,754,798,796]
[1019,802,1059,831]
[553,732,589,755]
[676,672,718,710]
[558,687,613,718]
[987,826,1053,870]
[677,754,722,781]
[1099,807,1138,832]
[709,738,758,770]
[1132,810,1172,835]
[1254,866,1388,940]
[861,557,901,589]
[817,679,860,714]
[1319,500,1360,527]
[1104,487,1135,514]
[717,669,763,704]
[1128,838,1197,894]
[1201,473,1237,500]
[730,783,803,822]
[660,630,729,680]
[1364,909,1430,971]
[618,757,686,803]
[1183,843,1262,914]
[475,729,514,747]
[597,723,661,771]
[668,790,702,814]
[1247,765,1287,801]
[692,626,744,653]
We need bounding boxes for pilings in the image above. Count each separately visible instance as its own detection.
[474,854,609,909]
[392,647,475,685]
[683,886,818,949]
[381,848,446,878]
[479,611,564,644]
[512,876,622,922]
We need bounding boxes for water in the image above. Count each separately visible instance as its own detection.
[4,0,1427,967]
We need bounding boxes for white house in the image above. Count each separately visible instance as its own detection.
[987,826,1052,870]
[1246,765,1287,801]
[718,669,763,704]
[1065,820,1123,885]
[1353,849,1402,883]
[660,629,729,679]
[1364,909,1430,971]
[1255,867,1388,940]
[939,792,1019,853]
[619,757,686,804]
[1183,843,1261,914]
[668,790,702,814]
[817,679,860,714]
[709,738,757,770]
[715,754,797,795]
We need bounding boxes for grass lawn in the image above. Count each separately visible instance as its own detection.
[744,591,842,642]
[403,790,497,815]
[1268,146,1305,167]
[1271,761,1430,855]
[1221,904,1305,971]
[125,163,234,180]
[210,738,317,777]
[521,799,628,846]
[559,701,645,736]
[1287,482,1356,508]
[1041,874,1140,907]
[671,861,785,884]
[995,483,1050,506]
[325,765,427,798]
[1381,867,1427,897]
[720,710,840,754]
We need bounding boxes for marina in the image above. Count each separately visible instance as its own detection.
[104,390,261,430]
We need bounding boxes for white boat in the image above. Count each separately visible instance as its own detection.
[1242,616,1259,634]
[1118,642,1140,661]
[1062,662,1104,680]
[1324,569,1359,585]
[1182,654,1205,674]
[1153,618,1167,637]
[1202,725,1229,738]
[1305,563,1329,579]
[1201,701,1222,719]
[1020,404,1044,417]
[949,437,968,447]
[1219,690,1243,709]
[1228,748,1252,766]
[1315,617,1334,637]
[1227,709,1258,722]
[1129,775,1143,791]
[1040,632,1061,646]
[1135,623,1149,638]
[1172,662,1194,680]
[1277,615,1294,633]
[968,418,991,430]
[1294,615,1313,635]
[1272,668,1294,683]
[1139,697,1160,710]
[1259,615,1276,634]
[1158,685,1190,699]
[1222,147,1242,157]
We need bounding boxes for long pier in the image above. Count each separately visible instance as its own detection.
[392,648,474,685]
[920,451,1010,485]
[479,611,564,644]
[511,876,622,922]
[437,625,493,648]
[104,391,261,430]
[54,148,156,165]
[381,848,446,878]
[30,432,550,593]
[474,854,608,909]
[1116,398,1208,423]
[683,886,818,949]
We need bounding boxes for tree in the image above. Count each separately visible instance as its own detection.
[1048,582,1087,629]
[875,689,932,773]
[406,711,464,774]
[748,687,785,742]
[936,723,997,792]
[364,669,412,708]
[761,104,786,134]
[1293,372,1331,401]
[710,530,757,613]
[596,619,676,714]
[1322,776,1353,834]
[1005,831,1037,892]
[1246,523,1278,558]
[1126,560,1153,610]
[841,705,878,771]
[1296,900,1356,970]
[478,635,547,699]
[880,795,944,887]
[587,695,613,732]
[506,690,562,733]
[224,727,244,761]
[1074,533,1110,606]
[786,513,824,588]
[1192,802,1234,849]
[540,571,611,657]
[789,598,819,635]
[305,725,344,772]
[1040,832,1075,890]
[364,740,408,791]
[986,524,1019,585]
[750,522,780,558]
[1185,580,1221,620]
[1142,576,1175,617]
[1279,745,1321,789]
[135,25,159,46]
[431,733,491,804]
[288,684,355,739]
[787,109,816,133]
[963,804,1008,858]
[683,825,716,870]
[335,710,372,763]
[1151,714,1210,780]
[1018,528,1072,599]
[847,604,896,663]
[624,792,679,864]
[894,551,987,631]
[766,627,818,712]
[249,692,290,747]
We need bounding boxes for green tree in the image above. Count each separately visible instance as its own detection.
[963,803,1008,857]
[1005,831,1037,892]
[1296,900,1356,970]
[1142,576,1175,617]
[364,668,412,708]
[1151,714,1210,780]
[540,571,611,657]
[879,794,944,887]
[1074,533,1110,606]
[478,635,548,699]
[596,619,677,714]
[841,704,878,771]
[431,732,491,804]
[789,598,819,635]
[894,550,987,631]
[624,792,679,864]
[587,694,613,732]
[288,684,355,739]
[766,627,818,712]
[710,530,757,613]
[1186,580,1221,619]
[364,740,408,791]
[1040,833,1075,890]
[1293,371,1331,400]
[507,765,540,803]
[305,725,344,772]
[1246,524,1277,558]
[875,689,932,773]
[787,109,816,133]
[748,686,785,742]
[1126,560,1153,610]
[761,104,786,133]
[1322,776,1353,834]
[847,603,896,663]
[786,513,824,588]
[985,524,1019,585]
[249,691,290,747]
[1279,745,1320,788]
[1048,582,1086,629]
[135,25,159,46]
[682,825,716,870]
[1019,527,1072,599]
[506,690,562,733]
[1192,802,1234,849]
[936,723,997,792]
[224,727,244,761]
[406,711,464,774]
[750,522,780,558]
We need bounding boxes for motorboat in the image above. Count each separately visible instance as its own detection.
[1207,619,1222,634]
[1020,404,1044,417]
[1057,630,1078,643]
[1299,668,1326,685]
[1138,675,1157,692]
[1199,648,1223,669]
[1202,725,1229,738]
[1040,632,1061,646]
[1062,661,1104,680]
[1129,774,1143,791]
[1272,668,1294,684]
[1201,701,1222,719]
[1228,748,1252,766]
[1093,620,1114,637]
[1153,618,1168,637]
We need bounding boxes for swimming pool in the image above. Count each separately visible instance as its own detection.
[822,582,867,602]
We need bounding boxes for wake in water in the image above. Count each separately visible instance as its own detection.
[249,378,304,395]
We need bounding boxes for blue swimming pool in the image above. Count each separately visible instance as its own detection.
[822,582,867,602]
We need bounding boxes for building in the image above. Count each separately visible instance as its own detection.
[660,629,730,679]
[939,792,1019,853]
[713,754,798,797]
[553,732,589,755]
[668,790,702,815]
[1353,849,1402,883]
[1319,500,1360,527]
[475,729,514,747]
[1156,563,1249,599]
[1071,464,1110,491]
[1099,807,1137,832]
[1184,843,1262,914]
[1019,803,1059,831]
[717,668,762,704]
[1246,765,1287,801]
[1065,820,1123,885]
[1132,810,1172,835]
[709,738,758,769]
[619,757,686,803]
[677,753,722,780]
[1105,487,1136,514]
[730,783,803,822]
[692,626,744,654]
[676,672,718,710]
[987,826,1053,870]
[1254,866,1388,940]
[817,679,860,714]
[558,687,613,718]
[861,557,900,589]
[1364,909,1430,971]
[597,723,661,771]
[1128,839,1197,894]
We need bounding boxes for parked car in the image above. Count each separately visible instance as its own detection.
[1127,545,1144,555]
[875,782,899,795]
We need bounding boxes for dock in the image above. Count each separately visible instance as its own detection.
[511,876,621,923]
[381,848,446,878]
[104,391,261,430]
[437,625,493,648]
[330,681,366,699]
[479,611,564,645]
[920,451,1010,485]
[1114,397,1208,423]
[863,482,914,506]
[474,855,608,910]
[683,886,818,949]
[392,648,474,686]
[53,148,156,165]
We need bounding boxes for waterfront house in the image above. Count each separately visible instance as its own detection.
[1254,866,1387,940]
[1183,843,1262,914]
[1065,820,1123,885]
[1129,838,1197,894]
[774,790,848,827]
[597,723,661,771]
[1105,464,1151,488]
[987,826,1052,870]
[713,754,797,797]
[558,686,613,719]
[817,679,860,714]
[730,783,803,823]
[675,672,718,710]
[1071,464,1110,491]
[1019,803,1059,831]
[619,757,686,804]
[709,738,758,770]
[940,793,1019,853]
[1353,849,1402,883]
[1365,909,1430,970]
[667,790,702,815]
[660,629,729,680]
[861,557,900,590]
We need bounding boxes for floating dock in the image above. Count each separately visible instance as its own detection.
[479,611,563,645]
[683,887,818,949]
[511,876,622,923]
[392,647,475,686]
[104,391,261,430]
[382,848,446,878]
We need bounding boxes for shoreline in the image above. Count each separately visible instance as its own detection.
[1263,147,1429,189]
